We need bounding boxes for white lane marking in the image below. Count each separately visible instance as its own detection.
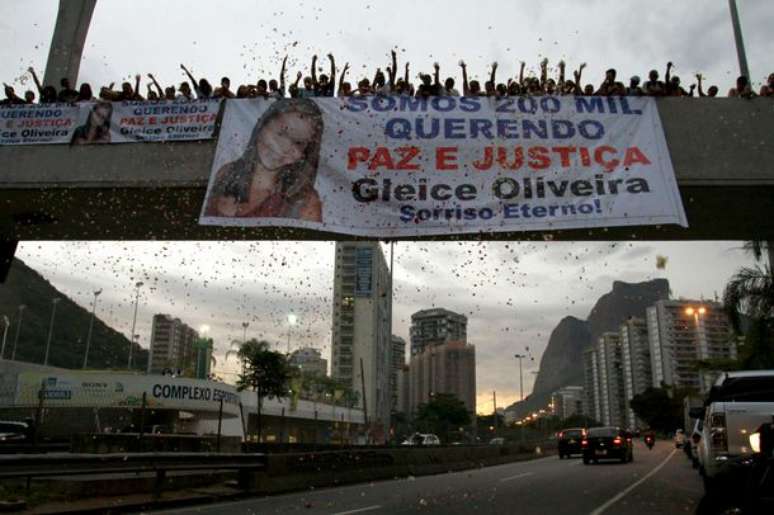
[332,506,382,515]
[588,449,677,515]
[499,472,535,482]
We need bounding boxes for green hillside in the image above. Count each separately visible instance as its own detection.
[0,258,148,371]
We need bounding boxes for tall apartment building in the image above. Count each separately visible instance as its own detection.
[647,300,735,394]
[409,308,467,356]
[289,347,328,376]
[148,314,199,375]
[408,340,476,414]
[583,332,627,428]
[390,336,406,411]
[583,347,601,423]
[331,242,392,434]
[192,337,213,380]
[551,386,585,419]
[396,364,410,414]
[620,318,652,429]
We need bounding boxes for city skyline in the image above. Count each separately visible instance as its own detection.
[14,241,756,413]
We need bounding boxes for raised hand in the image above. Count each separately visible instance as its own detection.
[434,62,440,71]
[459,60,466,68]
[297,71,303,79]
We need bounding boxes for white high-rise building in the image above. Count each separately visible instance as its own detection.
[647,300,735,395]
[583,332,627,428]
[551,386,585,419]
[331,242,392,438]
[620,318,652,429]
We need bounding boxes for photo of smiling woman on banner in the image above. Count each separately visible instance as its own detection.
[203,99,324,223]
[70,101,113,145]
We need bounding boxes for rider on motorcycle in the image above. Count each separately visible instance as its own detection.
[644,430,656,449]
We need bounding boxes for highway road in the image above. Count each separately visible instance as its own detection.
[152,441,715,515]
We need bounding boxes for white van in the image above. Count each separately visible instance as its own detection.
[694,370,774,494]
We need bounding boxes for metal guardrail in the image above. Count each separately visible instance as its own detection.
[0,452,265,497]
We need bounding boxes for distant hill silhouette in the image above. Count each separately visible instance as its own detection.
[507,279,670,418]
[0,258,147,371]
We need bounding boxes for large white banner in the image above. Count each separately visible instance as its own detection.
[200,96,687,237]
[14,372,241,417]
[0,99,220,145]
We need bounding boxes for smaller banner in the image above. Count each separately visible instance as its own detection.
[0,99,220,145]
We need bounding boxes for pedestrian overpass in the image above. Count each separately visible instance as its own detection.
[1,98,772,243]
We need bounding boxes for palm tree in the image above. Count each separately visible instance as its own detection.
[723,241,774,368]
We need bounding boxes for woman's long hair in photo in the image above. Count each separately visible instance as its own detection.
[209,99,324,211]
[70,101,113,144]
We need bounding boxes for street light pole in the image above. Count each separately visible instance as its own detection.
[514,354,525,401]
[11,304,25,361]
[127,281,143,370]
[728,0,751,80]
[82,289,102,369]
[44,298,61,366]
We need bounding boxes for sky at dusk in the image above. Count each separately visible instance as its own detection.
[2,0,770,412]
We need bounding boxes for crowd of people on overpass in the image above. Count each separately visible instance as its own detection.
[2,52,773,106]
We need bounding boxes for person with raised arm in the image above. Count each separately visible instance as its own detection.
[180,64,213,99]
[557,60,566,95]
[695,74,717,97]
[27,67,57,103]
[539,58,549,92]
[147,73,165,99]
[484,62,498,97]
[316,53,336,97]
[519,61,526,87]
[337,63,352,97]
[268,55,288,99]
[460,60,470,96]
[298,56,316,98]
[386,50,398,92]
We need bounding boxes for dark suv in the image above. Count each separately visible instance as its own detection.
[558,428,586,459]
[582,426,633,464]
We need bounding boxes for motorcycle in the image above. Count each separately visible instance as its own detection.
[645,435,655,450]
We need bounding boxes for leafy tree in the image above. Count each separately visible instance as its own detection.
[414,393,471,442]
[236,339,292,441]
[629,387,685,433]
[723,241,774,369]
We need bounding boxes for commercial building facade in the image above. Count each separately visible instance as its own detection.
[148,314,199,375]
[330,242,392,436]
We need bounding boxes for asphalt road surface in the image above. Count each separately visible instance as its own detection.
[153,441,710,515]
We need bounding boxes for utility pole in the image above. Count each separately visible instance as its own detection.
[492,390,498,434]
[82,289,102,369]
[44,298,61,366]
[127,281,143,370]
[11,304,25,361]
[728,0,751,80]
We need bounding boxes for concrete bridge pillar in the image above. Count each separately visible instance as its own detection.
[43,0,97,88]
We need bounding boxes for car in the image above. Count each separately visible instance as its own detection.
[582,426,633,464]
[489,437,506,446]
[693,370,774,496]
[401,433,441,446]
[674,429,686,448]
[0,421,31,443]
[557,427,586,459]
